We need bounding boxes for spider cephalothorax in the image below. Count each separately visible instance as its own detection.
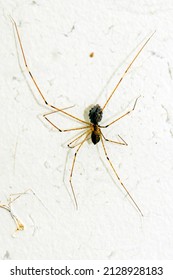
[89,104,103,124]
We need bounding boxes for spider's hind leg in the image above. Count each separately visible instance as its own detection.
[100,135,143,216]
[69,131,91,208]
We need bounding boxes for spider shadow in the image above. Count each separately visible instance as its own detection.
[96,144,140,215]
[62,148,75,208]
[93,33,148,106]
[61,133,92,209]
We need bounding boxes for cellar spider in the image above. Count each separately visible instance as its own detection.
[0,190,28,234]
[0,188,51,234]
[11,17,155,216]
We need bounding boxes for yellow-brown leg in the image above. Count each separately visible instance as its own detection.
[100,136,143,216]
[67,130,91,148]
[100,96,140,128]
[43,110,90,132]
[102,32,155,111]
[11,17,90,125]
[101,132,128,146]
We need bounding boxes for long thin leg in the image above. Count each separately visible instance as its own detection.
[9,188,54,219]
[67,130,91,148]
[102,31,155,111]
[100,96,140,128]
[68,135,91,149]
[0,195,24,232]
[69,131,91,209]
[43,110,90,132]
[100,136,143,216]
[11,17,90,125]
[7,188,34,205]
[101,132,128,146]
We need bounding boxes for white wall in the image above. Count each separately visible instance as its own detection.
[0,0,173,259]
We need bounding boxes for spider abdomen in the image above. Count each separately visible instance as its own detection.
[91,125,101,144]
[91,132,100,144]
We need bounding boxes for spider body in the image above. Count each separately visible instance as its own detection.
[89,104,103,144]
[12,16,155,215]
[91,124,101,145]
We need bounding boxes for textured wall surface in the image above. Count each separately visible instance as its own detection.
[0,0,173,260]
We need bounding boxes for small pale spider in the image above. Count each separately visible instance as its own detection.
[11,17,155,216]
[0,189,33,233]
